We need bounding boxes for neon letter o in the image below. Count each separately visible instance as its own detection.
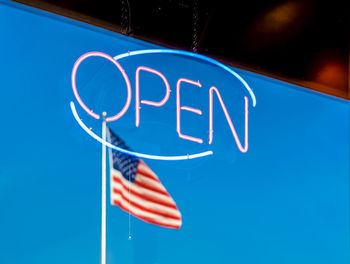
[71,51,132,122]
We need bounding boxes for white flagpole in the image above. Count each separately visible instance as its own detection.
[101,112,107,264]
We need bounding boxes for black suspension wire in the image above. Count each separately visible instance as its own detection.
[192,0,199,52]
[121,0,131,35]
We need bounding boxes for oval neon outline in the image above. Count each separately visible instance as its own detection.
[70,101,213,160]
[114,49,256,107]
[71,51,132,122]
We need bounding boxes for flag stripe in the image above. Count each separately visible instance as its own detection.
[134,179,170,196]
[113,198,181,229]
[136,170,166,190]
[112,173,173,203]
[111,176,178,209]
[111,177,180,214]
[111,186,180,217]
[112,188,181,220]
[136,168,159,181]
[138,161,158,178]
[113,193,181,225]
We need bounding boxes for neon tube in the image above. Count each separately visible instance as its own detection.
[70,101,213,160]
[209,87,248,153]
[135,66,171,127]
[71,51,132,122]
[176,78,203,144]
[180,106,202,115]
[114,49,256,107]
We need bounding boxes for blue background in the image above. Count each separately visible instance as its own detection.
[0,1,349,263]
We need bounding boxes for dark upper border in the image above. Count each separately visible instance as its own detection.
[9,0,350,100]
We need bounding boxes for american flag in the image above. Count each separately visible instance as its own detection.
[107,128,182,229]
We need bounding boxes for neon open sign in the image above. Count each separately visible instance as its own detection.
[70,49,256,160]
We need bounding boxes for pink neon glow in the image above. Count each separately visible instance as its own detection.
[180,106,202,115]
[135,66,171,127]
[176,78,203,144]
[209,87,248,153]
[71,51,132,122]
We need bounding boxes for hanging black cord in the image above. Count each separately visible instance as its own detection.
[121,0,131,35]
[192,0,199,52]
